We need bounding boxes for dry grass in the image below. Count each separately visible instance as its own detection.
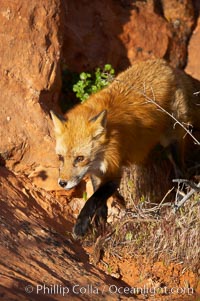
[83,143,200,273]
[96,164,200,273]
[84,153,200,275]
[104,196,200,270]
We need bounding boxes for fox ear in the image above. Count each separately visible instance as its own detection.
[50,111,66,134]
[90,110,107,138]
[90,110,107,127]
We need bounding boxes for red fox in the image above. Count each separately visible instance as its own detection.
[51,59,200,238]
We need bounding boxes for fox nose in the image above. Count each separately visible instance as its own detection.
[58,179,67,188]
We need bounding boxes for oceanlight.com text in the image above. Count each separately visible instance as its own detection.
[25,283,194,297]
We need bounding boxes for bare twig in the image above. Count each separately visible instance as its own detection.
[141,90,200,145]
[193,91,200,96]
[173,179,200,192]
[172,180,200,212]
[158,187,174,208]
[114,78,200,145]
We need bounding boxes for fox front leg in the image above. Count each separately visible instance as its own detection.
[72,180,118,239]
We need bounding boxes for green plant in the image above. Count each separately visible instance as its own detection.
[125,231,133,241]
[82,191,87,202]
[73,64,115,102]
[107,264,113,275]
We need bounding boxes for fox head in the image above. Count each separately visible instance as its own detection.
[50,109,108,190]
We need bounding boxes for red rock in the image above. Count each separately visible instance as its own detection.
[162,0,195,68]
[0,167,126,301]
[0,1,63,190]
[62,0,195,72]
[186,17,200,80]
[119,1,170,64]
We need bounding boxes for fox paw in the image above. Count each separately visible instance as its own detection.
[72,216,90,239]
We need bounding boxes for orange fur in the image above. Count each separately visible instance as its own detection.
[51,59,200,190]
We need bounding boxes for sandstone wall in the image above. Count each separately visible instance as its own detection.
[63,0,196,72]
[0,167,128,301]
[0,0,63,190]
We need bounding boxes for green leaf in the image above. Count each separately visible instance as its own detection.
[125,231,133,241]
[80,72,91,80]
[104,64,112,71]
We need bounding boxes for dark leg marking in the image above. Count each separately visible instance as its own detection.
[166,142,184,178]
[73,181,118,238]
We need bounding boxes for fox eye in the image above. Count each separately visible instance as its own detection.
[74,156,84,164]
[58,154,64,162]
